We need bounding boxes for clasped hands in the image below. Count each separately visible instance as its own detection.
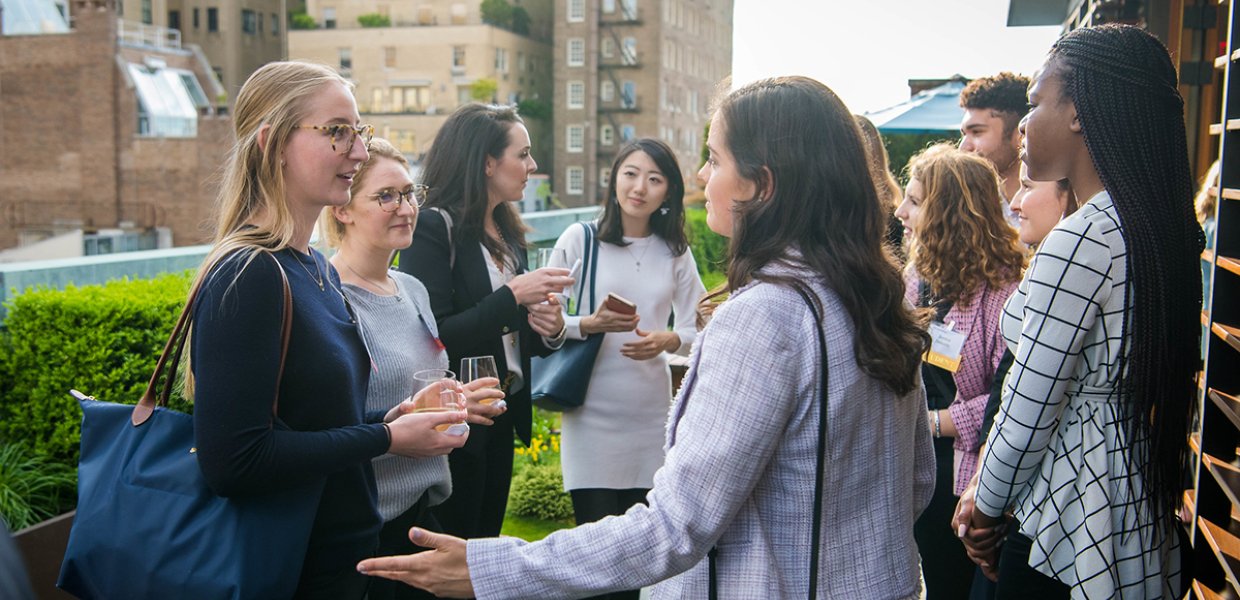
[381,378,507,457]
[952,470,1009,582]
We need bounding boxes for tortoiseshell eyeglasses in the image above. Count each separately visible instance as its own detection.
[293,123,375,154]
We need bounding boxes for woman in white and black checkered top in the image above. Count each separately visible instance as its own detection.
[967,25,1203,599]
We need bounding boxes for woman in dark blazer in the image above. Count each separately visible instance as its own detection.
[398,103,571,540]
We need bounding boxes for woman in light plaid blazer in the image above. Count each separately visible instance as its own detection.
[359,76,937,599]
[966,25,1202,599]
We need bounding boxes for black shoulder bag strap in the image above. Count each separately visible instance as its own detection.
[708,285,829,599]
[572,222,600,316]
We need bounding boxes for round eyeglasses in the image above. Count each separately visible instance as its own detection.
[370,184,429,212]
[294,123,375,155]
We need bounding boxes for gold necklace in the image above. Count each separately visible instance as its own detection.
[293,249,325,291]
[346,263,399,298]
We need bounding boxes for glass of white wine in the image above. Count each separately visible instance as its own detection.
[536,247,567,270]
[460,356,505,408]
[411,368,467,435]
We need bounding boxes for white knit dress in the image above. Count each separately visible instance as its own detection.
[554,222,705,491]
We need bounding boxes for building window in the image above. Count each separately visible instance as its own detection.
[518,51,527,72]
[622,37,637,65]
[168,9,180,30]
[323,7,336,28]
[242,9,257,34]
[567,0,584,22]
[339,47,352,72]
[453,46,466,68]
[621,124,635,142]
[567,38,585,67]
[450,3,466,24]
[567,167,584,195]
[192,7,199,28]
[495,48,508,73]
[600,80,614,102]
[207,7,218,31]
[271,12,279,34]
[394,86,431,112]
[621,0,636,20]
[567,125,584,152]
[372,88,386,112]
[141,0,151,24]
[600,167,611,188]
[128,63,204,137]
[602,0,615,13]
[567,81,585,109]
[384,46,396,69]
[621,81,636,109]
[601,38,614,58]
[457,86,473,106]
[600,124,614,146]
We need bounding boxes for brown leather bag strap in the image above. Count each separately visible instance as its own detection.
[132,251,294,425]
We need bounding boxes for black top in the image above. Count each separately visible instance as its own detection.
[191,249,388,576]
[398,209,557,446]
[979,349,1014,444]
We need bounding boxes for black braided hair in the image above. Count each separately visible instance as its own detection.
[1049,24,1203,523]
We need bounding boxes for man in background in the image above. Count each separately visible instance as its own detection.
[958,72,1030,226]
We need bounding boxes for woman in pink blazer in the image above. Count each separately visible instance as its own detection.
[895,143,1027,599]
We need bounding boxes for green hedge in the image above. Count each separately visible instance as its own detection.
[0,272,193,464]
[685,207,727,289]
[508,463,574,521]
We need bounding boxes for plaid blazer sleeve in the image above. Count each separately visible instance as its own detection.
[466,286,813,599]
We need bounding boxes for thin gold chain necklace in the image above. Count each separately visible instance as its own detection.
[292,249,325,291]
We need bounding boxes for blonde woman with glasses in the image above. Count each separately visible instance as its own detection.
[320,137,506,600]
[187,62,468,599]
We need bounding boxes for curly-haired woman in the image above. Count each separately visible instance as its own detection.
[895,143,1026,599]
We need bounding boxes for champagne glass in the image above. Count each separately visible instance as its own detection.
[460,356,504,408]
[411,368,467,435]
[536,247,567,270]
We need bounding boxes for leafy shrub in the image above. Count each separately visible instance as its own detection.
[289,11,317,29]
[685,207,728,281]
[508,463,574,521]
[0,442,76,530]
[356,12,391,27]
[0,272,192,464]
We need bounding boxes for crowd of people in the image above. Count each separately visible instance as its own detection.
[168,21,1204,600]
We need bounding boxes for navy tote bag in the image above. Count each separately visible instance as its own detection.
[58,256,324,600]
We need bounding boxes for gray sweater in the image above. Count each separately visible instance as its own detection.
[344,271,452,522]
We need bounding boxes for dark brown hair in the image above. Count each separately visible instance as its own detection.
[714,76,929,395]
[597,138,689,256]
[960,72,1031,136]
[420,103,530,264]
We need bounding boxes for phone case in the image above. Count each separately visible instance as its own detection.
[605,293,637,315]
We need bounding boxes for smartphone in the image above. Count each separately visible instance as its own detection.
[604,292,637,315]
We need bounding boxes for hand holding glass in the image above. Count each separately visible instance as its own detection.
[460,356,505,409]
[411,368,468,436]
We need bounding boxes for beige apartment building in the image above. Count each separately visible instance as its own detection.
[114,0,285,103]
[288,0,554,161]
[553,0,732,206]
[0,0,233,257]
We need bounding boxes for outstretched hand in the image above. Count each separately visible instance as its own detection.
[358,528,475,598]
[620,328,679,361]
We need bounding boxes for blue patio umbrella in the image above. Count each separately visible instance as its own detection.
[865,80,966,135]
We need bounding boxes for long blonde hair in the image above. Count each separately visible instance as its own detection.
[318,137,408,249]
[184,61,352,399]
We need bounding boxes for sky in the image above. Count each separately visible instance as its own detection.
[731,0,1064,114]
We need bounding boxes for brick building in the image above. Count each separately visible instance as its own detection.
[0,0,233,257]
[288,0,555,164]
[552,0,733,205]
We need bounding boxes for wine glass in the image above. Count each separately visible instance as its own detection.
[460,356,504,408]
[536,247,567,270]
[410,368,467,435]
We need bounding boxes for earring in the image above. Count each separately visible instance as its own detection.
[659,206,670,216]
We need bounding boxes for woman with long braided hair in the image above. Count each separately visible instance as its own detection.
[966,24,1202,598]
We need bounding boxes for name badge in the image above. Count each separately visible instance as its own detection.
[924,321,966,373]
